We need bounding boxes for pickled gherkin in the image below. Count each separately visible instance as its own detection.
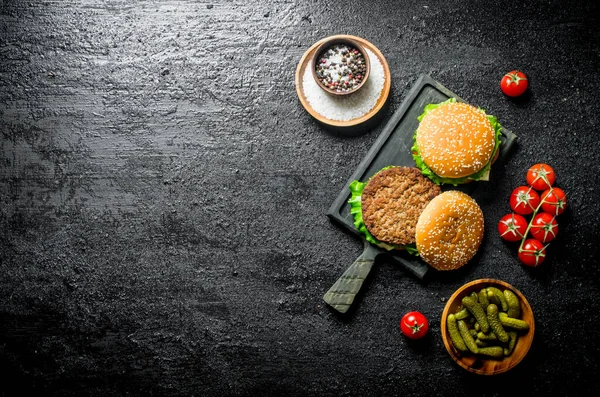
[454,308,470,321]
[499,312,530,331]
[477,331,498,341]
[462,295,489,333]
[487,304,509,343]
[457,320,479,354]
[504,289,521,318]
[487,287,509,312]
[504,331,518,356]
[447,314,468,353]
[477,346,504,359]
[478,289,490,309]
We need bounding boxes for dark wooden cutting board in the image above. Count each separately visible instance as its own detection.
[323,74,518,314]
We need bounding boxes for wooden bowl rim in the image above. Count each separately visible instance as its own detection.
[440,278,535,375]
[294,34,391,128]
[311,37,371,96]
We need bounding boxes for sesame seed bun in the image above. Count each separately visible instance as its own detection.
[415,190,484,271]
[361,166,441,247]
[416,102,496,179]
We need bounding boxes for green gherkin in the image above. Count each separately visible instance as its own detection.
[499,312,530,331]
[454,308,470,320]
[462,295,489,333]
[504,289,521,318]
[458,319,479,354]
[478,289,490,309]
[477,346,504,359]
[488,287,508,312]
[487,304,509,343]
[504,331,519,356]
[447,314,468,353]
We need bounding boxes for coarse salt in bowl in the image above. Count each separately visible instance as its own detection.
[302,47,384,122]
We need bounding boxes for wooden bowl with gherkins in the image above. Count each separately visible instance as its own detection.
[440,279,535,375]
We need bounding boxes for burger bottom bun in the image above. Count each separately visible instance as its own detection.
[415,191,484,271]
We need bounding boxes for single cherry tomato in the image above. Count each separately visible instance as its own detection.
[498,213,528,242]
[400,311,429,340]
[500,70,529,97]
[518,239,547,267]
[526,163,556,191]
[530,212,559,243]
[510,186,540,215]
[541,187,567,216]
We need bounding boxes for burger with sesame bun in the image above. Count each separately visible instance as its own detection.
[415,190,485,271]
[412,98,503,186]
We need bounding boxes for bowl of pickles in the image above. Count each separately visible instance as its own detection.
[440,279,535,375]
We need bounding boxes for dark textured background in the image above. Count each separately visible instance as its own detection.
[1,1,599,396]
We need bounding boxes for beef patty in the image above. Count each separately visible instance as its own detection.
[361,166,442,247]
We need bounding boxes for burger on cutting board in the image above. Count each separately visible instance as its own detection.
[411,98,503,186]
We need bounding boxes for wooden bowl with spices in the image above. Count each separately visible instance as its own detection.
[440,279,535,375]
[311,37,370,96]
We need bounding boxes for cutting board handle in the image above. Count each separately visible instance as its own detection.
[323,240,379,313]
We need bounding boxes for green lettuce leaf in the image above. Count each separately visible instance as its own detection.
[411,98,503,186]
[348,171,419,256]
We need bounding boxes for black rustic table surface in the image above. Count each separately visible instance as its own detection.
[2,1,599,396]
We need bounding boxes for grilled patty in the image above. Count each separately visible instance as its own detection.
[361,166,441,246]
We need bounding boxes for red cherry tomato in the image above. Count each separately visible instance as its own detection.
[530,212,559,243]
[510,186,540,215]
[541,187,567,216]
[500,70,529,97]
[400,311,429,340]
[526,163,556,191]
[498,213,528,242]
[518,239,547,267]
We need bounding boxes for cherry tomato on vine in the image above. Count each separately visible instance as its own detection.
[400,311,429,340]
[510,186,540,215]
[498,213,528,242]
[518,239,547,267]
[541,187,567,216]
[527,163,556,191]
[530,212,559,243]
[500,70,529,97]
